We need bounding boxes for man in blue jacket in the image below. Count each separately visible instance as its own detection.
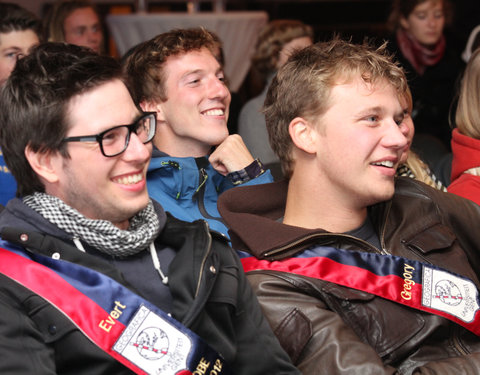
[124,28,273,237]
[0,42,298,374]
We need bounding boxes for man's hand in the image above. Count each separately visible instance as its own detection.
[209,134,255,176]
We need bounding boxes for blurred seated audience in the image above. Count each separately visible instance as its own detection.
[238,20,313,174]
[448,48,480,205]
[386,0,464,151]
[0,2,41,206]
[396,86,446,190]
[462,24,480,63]
[0,3,40,86]
[44,0,103,54]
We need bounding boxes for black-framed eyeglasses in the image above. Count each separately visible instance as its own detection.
[62,112,157,157]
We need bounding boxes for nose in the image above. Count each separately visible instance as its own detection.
[89,30,101,41]
[87,28,102,50]
[383,120,408,150]
[208,76,230,101]
[398,120,410,138]
[426,14,440,28]
[122,132,151,162]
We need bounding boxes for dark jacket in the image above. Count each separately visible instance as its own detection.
[0,198,298,375]
[218,178,480,374]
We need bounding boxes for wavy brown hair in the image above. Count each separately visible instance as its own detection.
[123,27,220,106]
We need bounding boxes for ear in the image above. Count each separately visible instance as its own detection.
[400,17,409,31]
[24,145,61,184]
[288,117,317,154]
[140,100,166,122]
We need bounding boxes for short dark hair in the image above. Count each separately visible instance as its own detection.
[0,42,123,197]
[124,27,220,105]
[0,3,42,39]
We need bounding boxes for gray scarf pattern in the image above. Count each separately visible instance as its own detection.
[23,192,160,257]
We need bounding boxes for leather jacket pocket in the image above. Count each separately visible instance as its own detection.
[274,307,312,364]
[405,222,456,252]
[321,282,426,363]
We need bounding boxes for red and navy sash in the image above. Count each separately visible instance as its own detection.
[241,246,480,336]
[0,242,230,375]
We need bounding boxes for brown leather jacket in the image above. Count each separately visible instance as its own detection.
[218,178,480,375]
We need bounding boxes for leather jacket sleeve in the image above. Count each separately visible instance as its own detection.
[247,271,396,375]
[391,179,480,278]
[430,187,480,276]
[412,352,480,374]
[248,267,480,375]
[230,253,301,375]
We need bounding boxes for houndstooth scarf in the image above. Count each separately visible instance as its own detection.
[23,192,160,257]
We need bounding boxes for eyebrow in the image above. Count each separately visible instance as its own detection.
[73,26,87,32]
[182,68,203,78]
[94,111,143,134]
[2,46,22,52]
[355,106,383,117]
[180,66,224,80]
[356,106,404,119]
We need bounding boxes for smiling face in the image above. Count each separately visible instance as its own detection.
[152,48,231,157]
[63,7,103,53]
[401,0,445,46]
[50,79,151,229]
[312,76,407,209]
[0,29,39,86]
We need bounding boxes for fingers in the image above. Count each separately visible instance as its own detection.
[209,134,255,175]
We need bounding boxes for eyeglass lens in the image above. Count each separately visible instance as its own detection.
[101,114,154,156]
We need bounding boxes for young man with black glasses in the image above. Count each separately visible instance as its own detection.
[0,42,298,375]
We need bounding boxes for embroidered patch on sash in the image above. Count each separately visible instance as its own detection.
[113,305,192,374]
[422,267,480,322]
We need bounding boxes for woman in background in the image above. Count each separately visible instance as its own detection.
[448,48,480,205]
[44,0,103,54]
[387,0,463,152]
